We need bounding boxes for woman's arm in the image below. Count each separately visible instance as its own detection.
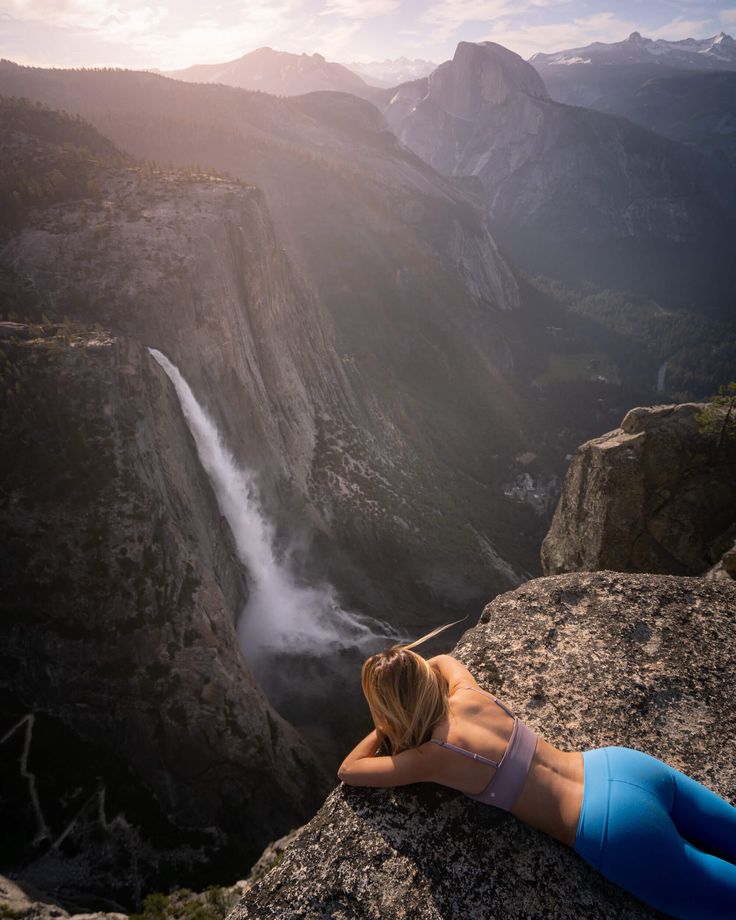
[337,729,435,787]
[426,654,480,695]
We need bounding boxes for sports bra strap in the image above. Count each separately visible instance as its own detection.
[429,686,516,766]
[429,738,498,766]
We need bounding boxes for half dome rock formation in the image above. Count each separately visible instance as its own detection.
[377,41,734,307]
[379,40,721,243]
[541,403,736,577]
[0,331,328,911]
[227,572,736,919]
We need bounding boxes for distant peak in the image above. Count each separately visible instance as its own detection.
[626,31,648,43]
[430,40,548,117]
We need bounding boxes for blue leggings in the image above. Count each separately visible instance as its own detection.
[574,747,736,919]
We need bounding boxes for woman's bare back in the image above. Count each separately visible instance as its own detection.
[429,686,584,846]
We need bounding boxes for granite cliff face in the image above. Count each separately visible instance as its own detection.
[0,330,328,911]
[541,403,736,577]
[228,572,736,918]
[0,85,539,621]
[0,95,550,908]
[378,42,733,304]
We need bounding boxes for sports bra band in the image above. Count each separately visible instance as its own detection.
[429,685,538,811]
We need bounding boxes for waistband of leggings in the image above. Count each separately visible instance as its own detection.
[573,747,611,871]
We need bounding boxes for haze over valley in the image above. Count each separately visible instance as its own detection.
[1,6,735,913]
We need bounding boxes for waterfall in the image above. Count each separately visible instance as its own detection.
[148,348,399,662]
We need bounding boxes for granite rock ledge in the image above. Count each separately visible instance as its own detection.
[227,571,736,920]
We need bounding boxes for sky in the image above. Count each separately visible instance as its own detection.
[2,0,736,70]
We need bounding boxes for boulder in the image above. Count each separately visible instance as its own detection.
[541,403,736,576]
[227,571,736,919]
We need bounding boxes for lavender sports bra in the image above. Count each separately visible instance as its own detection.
[429,685,538,811]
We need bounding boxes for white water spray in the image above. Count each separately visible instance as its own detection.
[148,348,398,659]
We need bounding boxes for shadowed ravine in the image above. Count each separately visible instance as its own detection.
[148,348,402,765]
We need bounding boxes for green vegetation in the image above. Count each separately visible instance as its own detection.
[0,95,254,239]
[0,906,26,920]
[696,382,736,451]
[525,275,736,400]
[129,885,240,920]
[0,95,130,233]
[535,352,619,385]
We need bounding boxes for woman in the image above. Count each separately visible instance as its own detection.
[338,625,736,920]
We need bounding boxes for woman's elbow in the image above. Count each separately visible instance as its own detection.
[337,763,352,784]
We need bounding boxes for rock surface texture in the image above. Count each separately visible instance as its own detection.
[541,403,736,576]
[227,571,736,919]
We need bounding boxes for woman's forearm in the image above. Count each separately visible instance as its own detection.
[339,728,382,771]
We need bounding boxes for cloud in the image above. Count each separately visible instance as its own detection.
[320,0,400,17]
[719,8,736,26]
[290,17,364,55]
[648,15,713,39]
[3,0,168,40]
[421,0,571,43]
[477,11,640,59]
[473,9,721,60]
[2,0,315,67]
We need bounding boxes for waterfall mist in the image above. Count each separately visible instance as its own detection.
[148,349,402,763]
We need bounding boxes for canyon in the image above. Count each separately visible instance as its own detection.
[1,34,735,915]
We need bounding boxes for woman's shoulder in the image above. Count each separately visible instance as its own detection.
[427,654,481,695]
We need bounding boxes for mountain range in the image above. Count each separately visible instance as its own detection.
[376,40,735,311]
[162,47,372,98]
[531,32,736,165]
[531,30,736,70]
[154,37,736,178]
[341,56,436,87]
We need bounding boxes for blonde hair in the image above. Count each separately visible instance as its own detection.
[361,618,466,756]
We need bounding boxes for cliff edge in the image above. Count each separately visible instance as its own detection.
[227,571,736,919]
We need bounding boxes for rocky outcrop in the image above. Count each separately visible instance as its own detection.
[0,332,328,911]
[541,403,736,576]
[228,571,736,919]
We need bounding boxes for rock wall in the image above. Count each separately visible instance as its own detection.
[0,87,537,623]
[541,403,736,576]
[228,571,736,918]
[0,332,328,912]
